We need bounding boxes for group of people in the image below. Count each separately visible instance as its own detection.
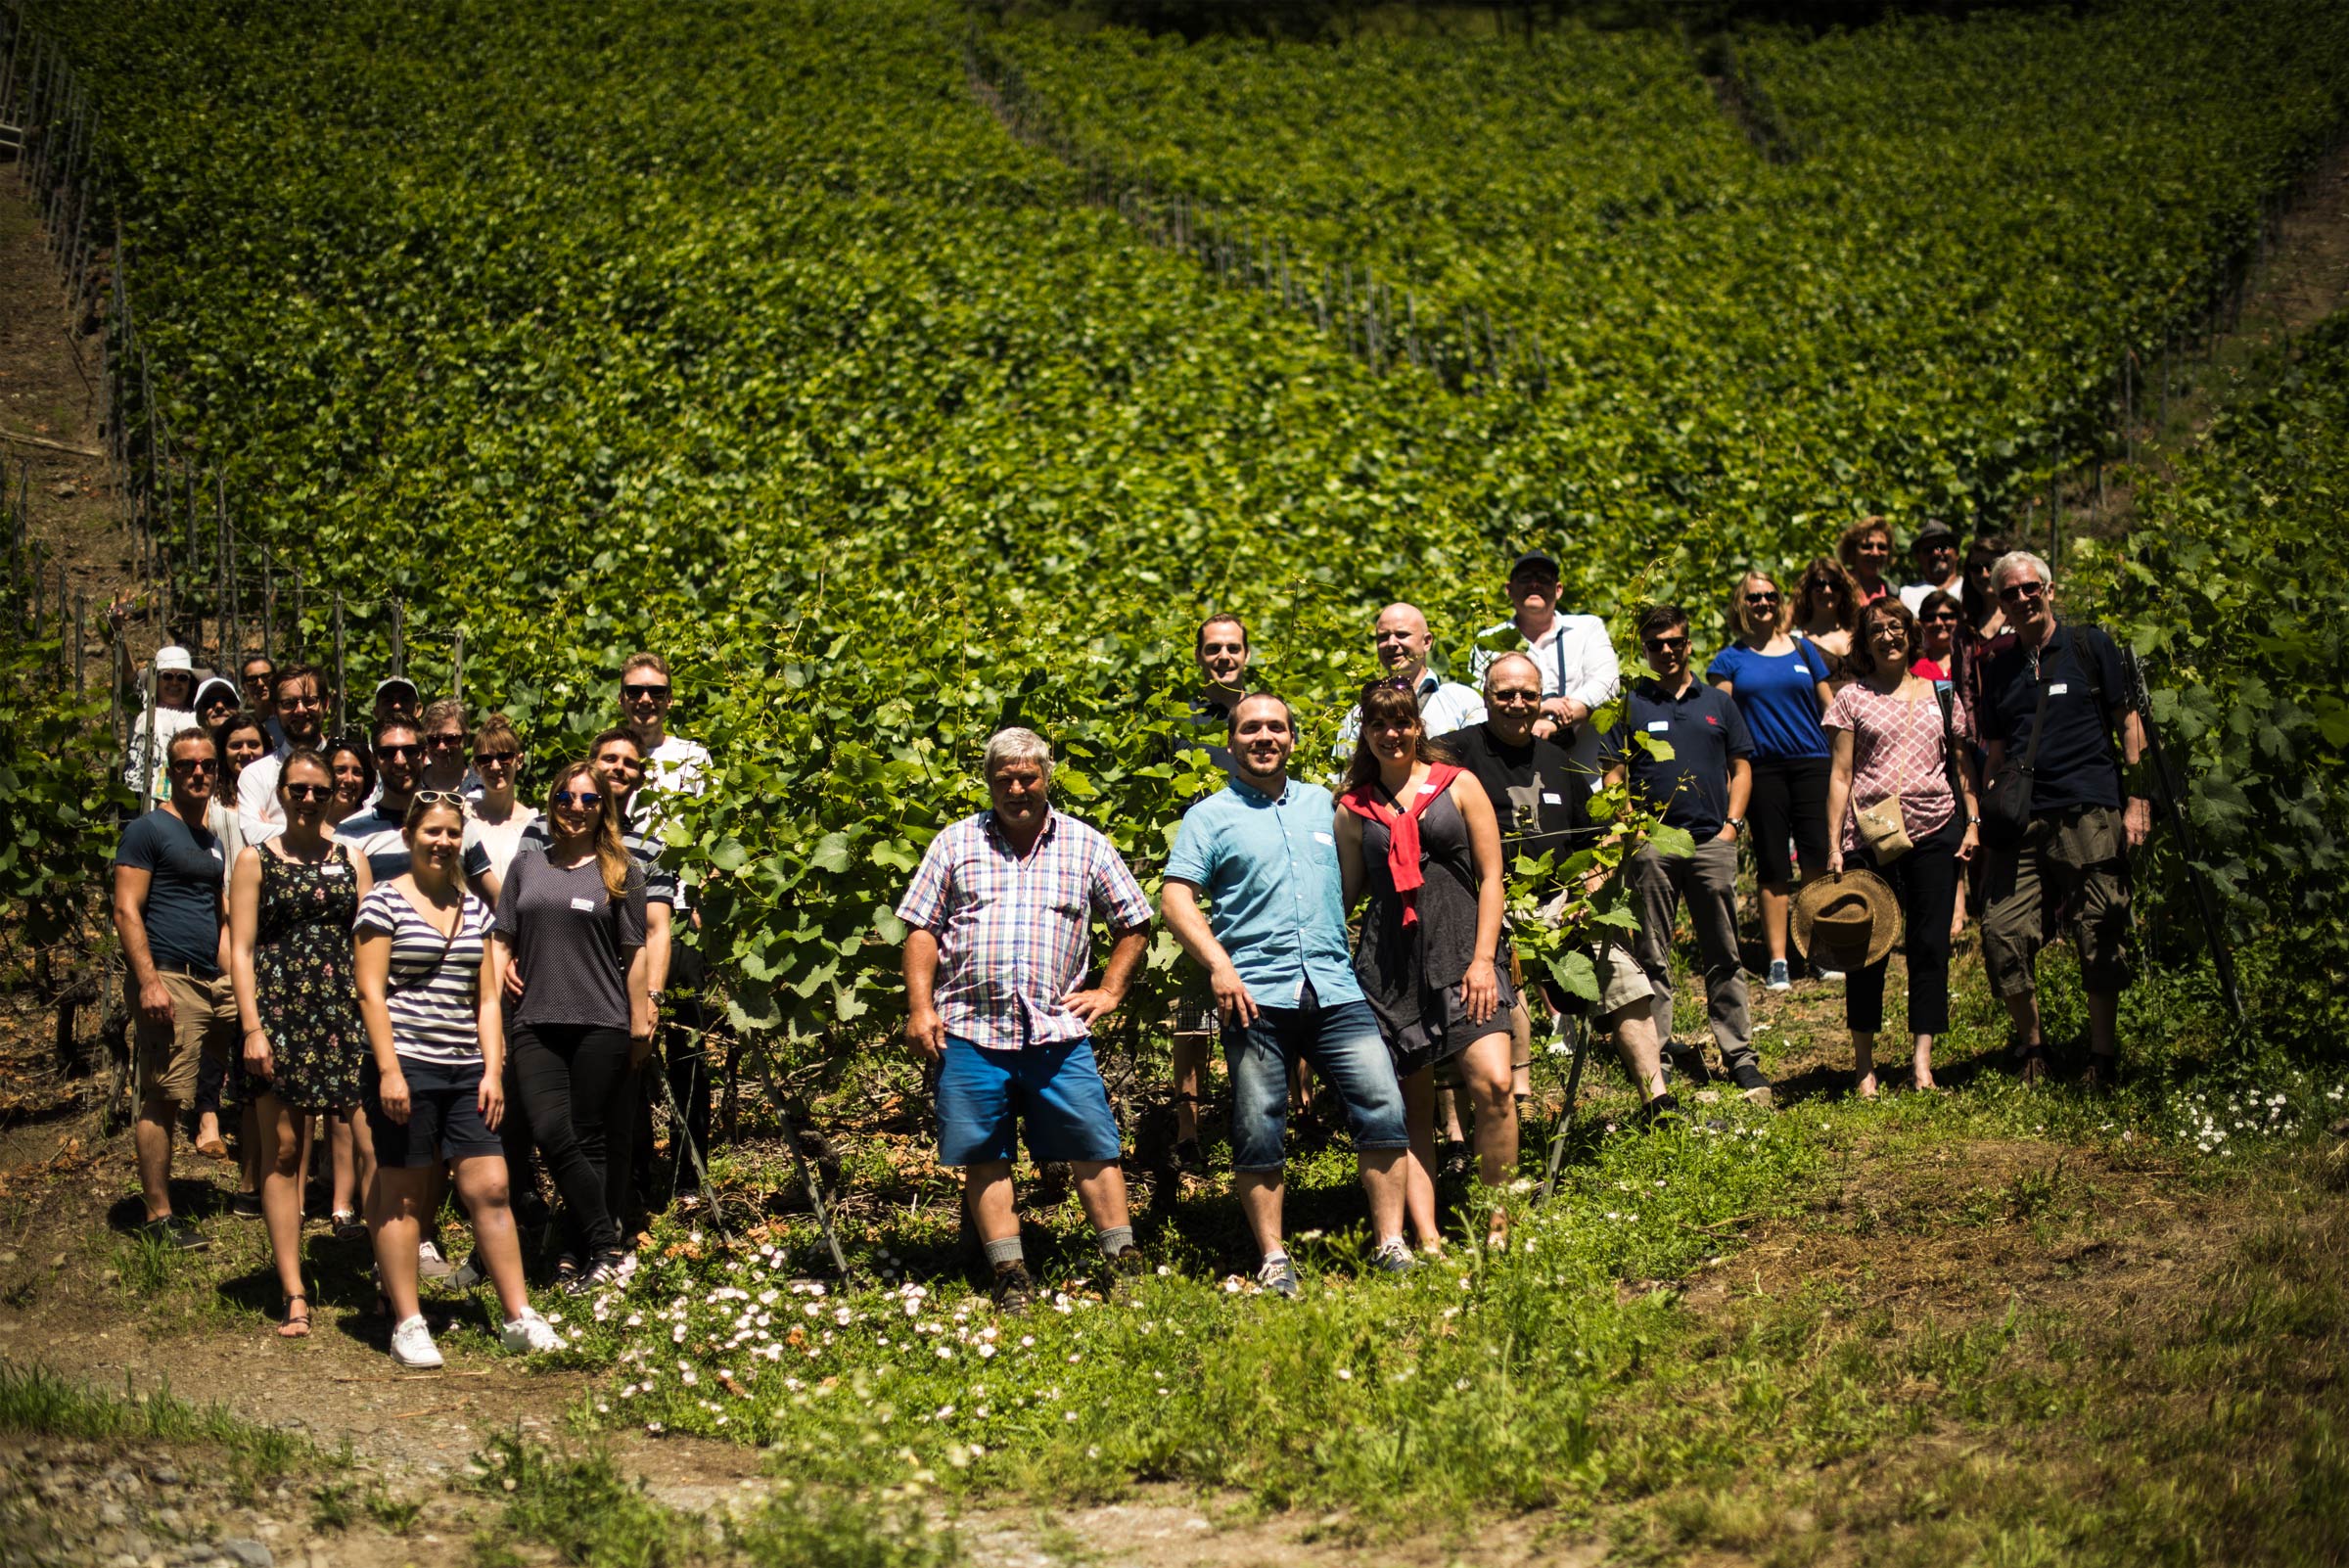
[896,533,2150,1307]
[113,651,712,1365]
[112,523,2151,1332]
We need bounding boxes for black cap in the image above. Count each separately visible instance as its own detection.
[1508,549,1560,579]
[1911,519,1957,547]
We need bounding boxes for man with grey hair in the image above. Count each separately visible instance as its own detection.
[1335,602,1486,755]
[1976,549,2149,1091]
[897,726,1154,1313]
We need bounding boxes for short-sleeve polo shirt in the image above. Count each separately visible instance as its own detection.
[1603,677,1755,839]
[1163,777,1361,1009]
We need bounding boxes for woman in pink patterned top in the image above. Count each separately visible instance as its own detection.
[1822,599,1981,1097]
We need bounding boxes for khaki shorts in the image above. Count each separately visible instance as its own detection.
[1982,806,2134,996]
[136,969,234,1109]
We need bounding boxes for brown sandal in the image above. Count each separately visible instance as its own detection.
[277,1294,311,1339]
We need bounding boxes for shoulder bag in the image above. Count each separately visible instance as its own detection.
[1981,663,2054,850]
[1851,690,1925,863]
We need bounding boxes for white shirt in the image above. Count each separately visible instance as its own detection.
[1472,611,1620,775]
[1335,671,1488,756]
[1899,577,1961,616]
[463,801,541,889]
[237,740,294,845]
[124,706,199,799]
[631,733,712,833]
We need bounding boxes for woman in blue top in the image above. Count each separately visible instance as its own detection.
[1708,570,1834,992]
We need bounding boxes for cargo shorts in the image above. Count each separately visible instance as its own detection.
[1981,805,2134,997]
[135,969,234,1111]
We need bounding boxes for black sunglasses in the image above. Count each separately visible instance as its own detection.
[283,782,332,802]
[168,757,217,773]
[474,750,520,765]
[376,743,422,760]
[425,733,467,751]
[1643,635,1691,651]
[622,683,670,700]
[553,789,604,808]
[1744,592,1780,604]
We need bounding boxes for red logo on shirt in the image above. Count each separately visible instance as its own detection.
[1704,715,1719,725]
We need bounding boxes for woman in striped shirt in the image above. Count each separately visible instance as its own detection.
[354,794,562,1369]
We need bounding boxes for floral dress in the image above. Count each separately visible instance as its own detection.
[243,842,367,1111]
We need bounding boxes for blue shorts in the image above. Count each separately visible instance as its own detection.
[365,1056,506,1168]
[1223,995,1409,1173]
[935,1036,1124,1168]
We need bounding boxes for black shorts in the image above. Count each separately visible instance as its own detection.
[366,1056,506,1167]
[1747,755,1832,886]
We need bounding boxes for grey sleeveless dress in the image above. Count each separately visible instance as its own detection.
[1353,783,1517,1074]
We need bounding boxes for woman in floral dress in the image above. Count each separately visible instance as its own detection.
[229,750,373,1337]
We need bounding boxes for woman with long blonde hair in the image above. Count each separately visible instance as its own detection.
[490,760,650,1297]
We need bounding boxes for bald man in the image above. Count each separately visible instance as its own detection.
[1335,602,1486,755]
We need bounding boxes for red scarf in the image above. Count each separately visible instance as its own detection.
[1340,764,1463,929]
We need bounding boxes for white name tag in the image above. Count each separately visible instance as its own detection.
[570,897,597,912]
[1646,720,1671,732]
[1542,792,1563,805]
[2049,682,2069,695]
[322,861,346,876]
[1312,831,1335,846]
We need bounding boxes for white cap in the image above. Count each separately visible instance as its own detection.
[154,646,194,674]
[194,677,240,711]
[374,675,420,700]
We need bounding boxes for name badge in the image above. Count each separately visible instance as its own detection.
[1542,792,1562,805]
[321,861,346,876]
[1646,720,1671,732]
[1312,831,1335,846]
[570,897,598,912]
[2049,682,2069,695]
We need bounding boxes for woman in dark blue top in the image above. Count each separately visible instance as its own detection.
[1708,570,1834,991]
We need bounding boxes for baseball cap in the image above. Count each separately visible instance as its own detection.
[193,677,239,711]
[154,646,194,673]
[1911,519,1958,547]
[1507,549,1560,579]
[374,675,420,702]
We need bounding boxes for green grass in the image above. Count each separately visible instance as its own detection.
[0,1359,309,1477]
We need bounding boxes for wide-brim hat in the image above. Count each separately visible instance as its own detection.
[154,645,194,673]
[1792,870,1903,971]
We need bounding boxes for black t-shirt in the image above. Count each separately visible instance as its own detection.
[1447,724,1592,866]
[1979,622,2127,815]
[1182,687,1241,785]
[1601,677,1755,837]
[113,808,224,977]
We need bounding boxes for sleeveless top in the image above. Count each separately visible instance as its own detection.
[1352,784,1512,1067]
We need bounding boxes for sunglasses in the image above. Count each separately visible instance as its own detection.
[1918,613,1959,624]
[1199,642,1245,658]
[412,789,467,807]
[622,683,670,700]
[1996,582,2047,603]
[283,782,332,803]
[1744,592,1780,604]
[1643,635,1691,652]
[167,758,217,773]
[1489,687,1543,703]
[376,743,421,760]
[553,789,604,808]
[425,733,467,751]
[473,750,520,765]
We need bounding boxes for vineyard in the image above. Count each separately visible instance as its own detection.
[1,0,2348,1559]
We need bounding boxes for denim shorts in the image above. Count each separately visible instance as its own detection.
[365,1056,507,1168]
[935,1036,1124,1168]
[1223,995,1409,1173]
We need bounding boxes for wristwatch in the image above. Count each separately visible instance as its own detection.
[1726,817,1746,833]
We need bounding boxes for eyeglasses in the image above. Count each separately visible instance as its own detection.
[474,750,519,765]
[412,790,467,807]
[622,683,670,701]
[283,782,332,802]
[1996,581,2047,603]
[553,789,604,808]
[1489,687,1543,704]
[279,693,322,710]
[167,758,217,773]
[1199,642,1245,658]
[376,743,421,760]
[1643,635,1691,652]
[1743,592,1780,605]
[425,733,466,751]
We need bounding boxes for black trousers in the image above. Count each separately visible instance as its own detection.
[632,946,715,1203]
[510,1022,635,1259]
[1748,755,1833,888]
[1848,812,1964,1036]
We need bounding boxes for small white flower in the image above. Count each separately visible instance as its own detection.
[1336,1367,1352,1381]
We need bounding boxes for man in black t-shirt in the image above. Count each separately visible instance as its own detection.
[1167,614,1252,1174]
[1977,551,2150,1090]
[112,726,231,1251]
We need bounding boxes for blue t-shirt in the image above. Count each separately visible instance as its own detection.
[113,808,225,977]
[1602,678,1756,839]
[1163,777,1361,1010]
[1706,642,1830,762]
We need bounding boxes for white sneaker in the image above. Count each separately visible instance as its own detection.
[389,1314,443,1369]
[1816,969,1846,983]
[416,1240,452,1280]
[501,1308,566,1355]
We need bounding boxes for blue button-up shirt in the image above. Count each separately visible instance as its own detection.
[1163,776,1361,1009]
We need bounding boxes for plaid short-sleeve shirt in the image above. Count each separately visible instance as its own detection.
[896,808,1152,1052]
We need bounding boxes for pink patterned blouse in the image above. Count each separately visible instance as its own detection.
[1824,681,1973,853]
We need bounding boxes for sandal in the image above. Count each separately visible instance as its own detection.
[277,1294,311,1339]
[331,1210,366,1239]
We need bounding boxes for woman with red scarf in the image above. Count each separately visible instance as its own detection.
[1334,678,1512,1251]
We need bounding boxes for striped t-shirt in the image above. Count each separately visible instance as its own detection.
[352,884,492,1065]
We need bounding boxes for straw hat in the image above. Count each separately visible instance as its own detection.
[1792,870,1903,971]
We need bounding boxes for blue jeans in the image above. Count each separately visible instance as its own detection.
[1223,995,1408,1173]
[935,1036,1124,1168]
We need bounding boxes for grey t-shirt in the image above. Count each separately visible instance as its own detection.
[492,848,647,1032]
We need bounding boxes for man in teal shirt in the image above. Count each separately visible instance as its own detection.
[1162,692,1412,1297]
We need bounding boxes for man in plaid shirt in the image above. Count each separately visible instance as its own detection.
[898,727,1152,1313]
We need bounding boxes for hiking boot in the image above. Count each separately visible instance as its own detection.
[1256,1256,1300,1299]
[389,1314,443,1369]
[501,1308,566,1355]
[1104,1243,1149,1279]
[1729,1060,1773,1101]
[2020,1048,2050,1088]
[141,1217,209,1252]
[1368,1238,1416,1277]
[991,1261,1036,1316]
[1765,959,1791,992]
